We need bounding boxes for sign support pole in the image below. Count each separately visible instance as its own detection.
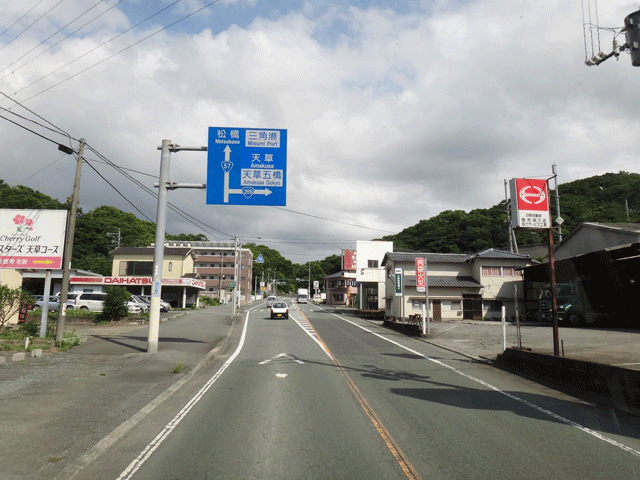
[148,141,206,354]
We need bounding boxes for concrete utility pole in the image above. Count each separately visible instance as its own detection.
[148,140,206,354]
[552,164,563,242]
[56,138,85,343]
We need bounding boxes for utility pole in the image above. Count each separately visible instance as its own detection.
[553,164,563,242]
[232,236,238,318]
[56,139,85,343]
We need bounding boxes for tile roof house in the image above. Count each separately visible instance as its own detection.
[382,249,533,321]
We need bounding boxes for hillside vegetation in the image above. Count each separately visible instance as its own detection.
[3,172,640,281]
[380,172,640,253]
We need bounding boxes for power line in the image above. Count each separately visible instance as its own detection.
[0,0,108,77]
[0,0,45,38]
[7,0,184,100]
[83,157,155,222]
[0,0,125,82]
[0,88,73,140]
[0,0,65,51]
[0,112,66,148]
[270,206,396,234]
[18,154,67,184]
[10,0,223,105]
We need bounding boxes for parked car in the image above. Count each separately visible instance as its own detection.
[270,301,289,319]
[266,296,277,308]
[31,295,75,311]
[130,295,150,313]
[140,295,171,312]
[64,292,141,314]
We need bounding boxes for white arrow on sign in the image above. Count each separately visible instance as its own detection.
[222,146,272,203]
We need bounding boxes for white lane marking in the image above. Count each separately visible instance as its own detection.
[289,313,332,359]
[259,353,304,365]
[327,312,640,458]
[116,308,254,480]
[275,373,288,378]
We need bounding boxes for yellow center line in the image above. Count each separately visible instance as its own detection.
[299,310,422,480]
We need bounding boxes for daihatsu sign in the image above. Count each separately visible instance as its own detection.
[509,178,550,229]
[0,209,67,269]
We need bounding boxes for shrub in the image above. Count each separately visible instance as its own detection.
[102,286,131,320]
[0,286,34,332]
[21,319,40,337]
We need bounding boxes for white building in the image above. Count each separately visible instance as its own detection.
[355,240,393,310]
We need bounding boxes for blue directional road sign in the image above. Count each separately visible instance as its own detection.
[206,127,287,206]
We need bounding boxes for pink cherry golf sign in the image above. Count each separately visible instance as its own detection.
[0,209,68,269]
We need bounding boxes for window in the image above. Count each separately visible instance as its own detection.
[482,266,501,276]
[119,261,153,276]
[168,262,173,272]
[368,260,379,268]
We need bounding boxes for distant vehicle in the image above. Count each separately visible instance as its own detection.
[270,301,289,319]
[266,296,277,307]
[139,295,171,312]
[297,288,309,304]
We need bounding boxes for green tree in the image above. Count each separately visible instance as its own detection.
[102,286,131,320]
[0,180,69,210]
[166,233,209,241]
[0,286,33,332]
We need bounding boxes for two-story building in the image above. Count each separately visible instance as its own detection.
[355,240,393,310]
[383,249,533,321]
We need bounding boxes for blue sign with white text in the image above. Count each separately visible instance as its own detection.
[206,127,287,206]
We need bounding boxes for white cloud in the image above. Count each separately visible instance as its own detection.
[1,0,640,262]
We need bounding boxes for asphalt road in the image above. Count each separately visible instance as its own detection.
[78,301,640,479]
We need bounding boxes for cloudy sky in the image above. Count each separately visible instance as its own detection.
[1,0,639,263]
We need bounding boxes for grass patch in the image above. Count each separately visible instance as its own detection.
[173,362,182,374]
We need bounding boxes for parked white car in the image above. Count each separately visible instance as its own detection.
[130,295,150,313]
[139,295,171,312]
[65,292,141,314]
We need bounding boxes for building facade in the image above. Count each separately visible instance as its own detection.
[164,241,253,304]
[355,240,393,310]
[382,249,532,321]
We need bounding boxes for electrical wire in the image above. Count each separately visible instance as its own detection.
[0,0,45,39]
[270,206,396,234]
[0,0,108,77]
[0,0,125,82]
[11,0,223,105]
[0,112,65,148]
[0,0,65,51]
[7,0,184,100]
[0,88,73,142]
[82,156,155,222]
[18,154,67,184]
